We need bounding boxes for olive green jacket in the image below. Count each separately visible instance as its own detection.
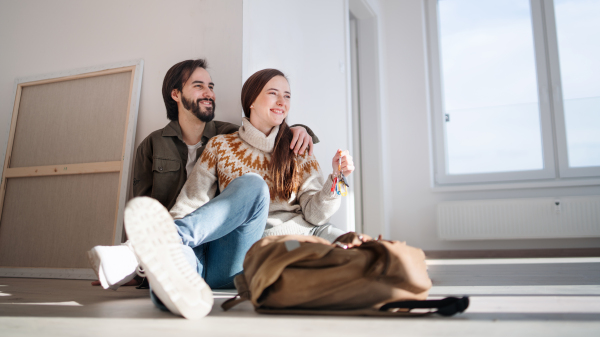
[132,120,318,210]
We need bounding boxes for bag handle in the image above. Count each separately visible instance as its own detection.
[379,296,469,316]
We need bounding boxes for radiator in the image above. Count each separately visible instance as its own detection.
[437,196,600,240]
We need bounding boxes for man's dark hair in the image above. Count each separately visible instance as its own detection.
[162,59,209,121]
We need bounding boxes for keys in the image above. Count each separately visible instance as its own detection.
[338,153,350,187]
[333,151,349,196]
[340,172,349,187]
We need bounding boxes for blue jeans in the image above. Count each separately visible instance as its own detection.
[151,173,269,311]
[177,173,269,288]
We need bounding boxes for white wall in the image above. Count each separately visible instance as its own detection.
[0,0,243,159]
[376,0,600,250]
[242,0,354,232]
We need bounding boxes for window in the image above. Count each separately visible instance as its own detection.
[426,0,600,186]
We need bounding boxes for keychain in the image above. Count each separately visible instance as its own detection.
[331,150,349,196]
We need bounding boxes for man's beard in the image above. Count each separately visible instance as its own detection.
[181,95,215,122]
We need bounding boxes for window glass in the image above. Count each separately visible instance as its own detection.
[438,0,544,174]
[554,0,600,168]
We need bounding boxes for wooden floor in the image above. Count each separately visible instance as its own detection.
[1,258,599,336]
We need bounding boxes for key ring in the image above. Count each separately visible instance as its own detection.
[331,150,349,196]
[338,179,347,196]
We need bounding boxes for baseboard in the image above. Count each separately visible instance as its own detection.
[0,267,97,280]
[424,248,600,259]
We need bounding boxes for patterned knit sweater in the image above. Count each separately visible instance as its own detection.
[169,118,341,237]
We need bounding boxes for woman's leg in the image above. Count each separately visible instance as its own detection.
[174,173,270,278]
[202,207,266,288]
[132,173,269,316]
[309,223,347,243]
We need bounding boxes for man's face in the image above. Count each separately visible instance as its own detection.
[178,67,216,122]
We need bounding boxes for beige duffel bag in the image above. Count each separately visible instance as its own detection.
[222,233,468,316]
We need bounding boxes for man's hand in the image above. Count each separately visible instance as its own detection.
[289,126,314,156]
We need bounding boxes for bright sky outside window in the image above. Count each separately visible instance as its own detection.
[554,0,600,168]
[438,0,544,175]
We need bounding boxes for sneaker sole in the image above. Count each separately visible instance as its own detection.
[124,197,213,320]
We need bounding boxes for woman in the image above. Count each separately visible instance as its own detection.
[124,68,354,319]
[170,68,354,241]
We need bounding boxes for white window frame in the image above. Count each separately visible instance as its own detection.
[542,0,600,178]
[425,0,600,187]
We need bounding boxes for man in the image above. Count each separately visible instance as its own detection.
[88,59,317,290]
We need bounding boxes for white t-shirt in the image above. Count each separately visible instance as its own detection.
[186,140,203,178]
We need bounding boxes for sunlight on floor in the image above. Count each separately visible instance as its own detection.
[0,301,82,306]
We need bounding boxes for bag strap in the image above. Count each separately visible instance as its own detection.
[222,292,249,311]
[222,274,251,311]
[379,296,470,316]
[225,295,469,316]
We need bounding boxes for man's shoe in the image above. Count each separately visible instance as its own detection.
[124,197,213,320]
[87,243,139,290]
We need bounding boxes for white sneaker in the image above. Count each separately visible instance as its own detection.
[87,242,139,290]
[124,196,213,320]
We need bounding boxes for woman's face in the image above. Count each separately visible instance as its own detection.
[249,75,290,134]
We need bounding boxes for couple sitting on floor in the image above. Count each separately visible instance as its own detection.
[88,59,354,320]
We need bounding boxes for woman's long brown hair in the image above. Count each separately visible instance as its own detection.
[241,69,301,201]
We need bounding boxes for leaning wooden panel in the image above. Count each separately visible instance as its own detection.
[3,161,122,178]
[9,72,130,167]
[0,60,143,279]
[0,173,120,268]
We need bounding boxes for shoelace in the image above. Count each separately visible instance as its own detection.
[136,265,146,278]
